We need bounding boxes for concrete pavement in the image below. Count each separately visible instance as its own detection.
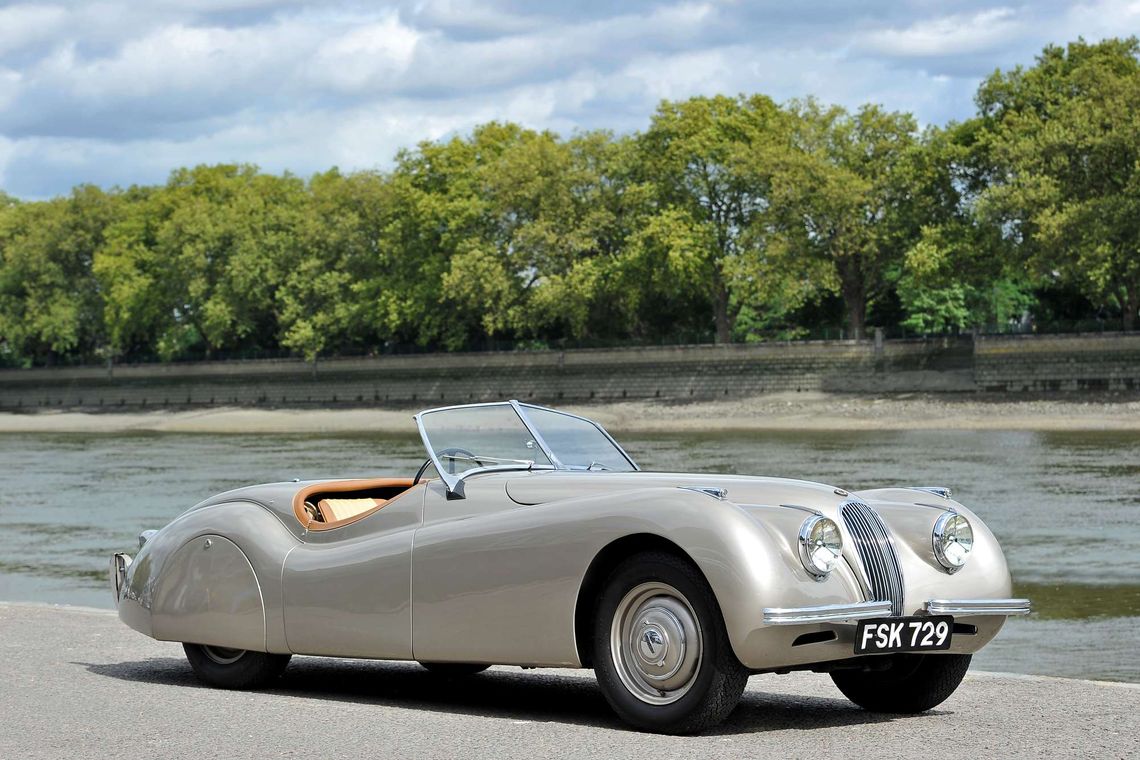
[1,602,1136,759]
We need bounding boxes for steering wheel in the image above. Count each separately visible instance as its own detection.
[435,447,485,475]
[413,447,487,484]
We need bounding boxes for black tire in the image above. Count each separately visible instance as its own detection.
[831,653,971,713]
[183,643,291,690]
[592,552,749,734]
[418,662,491,676]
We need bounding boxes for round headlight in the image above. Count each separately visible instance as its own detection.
[933,512,973,571]
[799,516,843,579]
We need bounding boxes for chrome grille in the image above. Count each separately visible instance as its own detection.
[840,500,905,616]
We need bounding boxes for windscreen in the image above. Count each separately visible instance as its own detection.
[522,406,636,472]
[418,404,552,478]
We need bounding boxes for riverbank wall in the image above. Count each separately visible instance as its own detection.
[1,332,1137,411]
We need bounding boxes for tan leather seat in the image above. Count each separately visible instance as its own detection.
[292,478,418,531]
[317,497,387,522]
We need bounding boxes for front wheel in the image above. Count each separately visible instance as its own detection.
[831,653,971,712]
[183,643,291,689]
[592,552,749,734]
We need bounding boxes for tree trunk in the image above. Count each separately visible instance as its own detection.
[1124,283,1139,332]
[712,271,732,344]
[836,256,866,340]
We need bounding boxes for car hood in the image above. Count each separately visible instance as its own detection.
[505,470,849,511]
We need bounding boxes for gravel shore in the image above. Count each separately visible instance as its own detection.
[1,392,1138,434]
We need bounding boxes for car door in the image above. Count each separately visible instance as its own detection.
[281,487,425,658]
[410,474,585,667]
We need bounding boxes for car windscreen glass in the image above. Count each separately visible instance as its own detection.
[419,405,552,478]
[521,406,636,472]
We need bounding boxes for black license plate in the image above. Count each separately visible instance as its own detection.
[854,616,953,654]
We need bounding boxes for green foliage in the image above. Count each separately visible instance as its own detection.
[973,37,1140,329]
[1,38,1137,366]
[635,95,788,342]
[0,186,117,360]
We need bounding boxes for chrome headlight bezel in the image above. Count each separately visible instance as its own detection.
[798,515,843,580]
[932,511,973,572]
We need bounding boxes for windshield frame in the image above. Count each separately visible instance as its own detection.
[413,399,639,496]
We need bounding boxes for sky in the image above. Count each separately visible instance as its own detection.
[0,0,1137,199]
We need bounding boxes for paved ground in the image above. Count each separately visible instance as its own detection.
[2,603,1137,759]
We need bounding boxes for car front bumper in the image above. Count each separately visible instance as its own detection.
[762,598,1031,625]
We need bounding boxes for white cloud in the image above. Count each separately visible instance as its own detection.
[309,15,421,92]
[860,8,1023,58]
[0,1,1135,198]
[0,4,67,56]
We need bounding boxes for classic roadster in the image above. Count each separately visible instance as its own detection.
[111,401,1029,733]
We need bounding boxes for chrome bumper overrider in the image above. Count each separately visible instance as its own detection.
[110,552,132,608]
[763,601,893,625]
[763,598,1032,625]
[925,598,1032,616]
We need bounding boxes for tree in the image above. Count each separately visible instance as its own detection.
[96,165,306,359]
[767,100,921,338]
[892,123,1033,334]
[637,95,787,343]
[0,186,117,362]
[974,37,1140,330]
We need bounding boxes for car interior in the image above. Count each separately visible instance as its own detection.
[292,478,422,531]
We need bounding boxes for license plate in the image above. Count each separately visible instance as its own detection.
[854,616,953,654]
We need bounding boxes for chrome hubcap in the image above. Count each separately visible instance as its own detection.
[611,582,703,705]
[202,645,245,665]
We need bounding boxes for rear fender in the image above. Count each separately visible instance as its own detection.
[122,501,299,652]
[151,534,265,651]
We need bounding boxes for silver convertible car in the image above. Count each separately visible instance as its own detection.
[111,401,1030,733]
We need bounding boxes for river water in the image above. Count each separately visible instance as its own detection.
[1,429,1136,682]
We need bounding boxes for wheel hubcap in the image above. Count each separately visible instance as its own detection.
[202,645,245,665]
[611,582,703,705]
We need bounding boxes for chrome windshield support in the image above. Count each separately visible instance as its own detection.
[925,598,1032,616]
[510,400,563,469]
[515,401,640,472]
[413,400,638,497]
[762,600,893,625]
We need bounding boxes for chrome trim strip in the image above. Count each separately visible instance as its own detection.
[679,485,728,500]
[909,486,952,499]
[763,600,893,625]
[926,598,1032,616]
[736,503,822,515]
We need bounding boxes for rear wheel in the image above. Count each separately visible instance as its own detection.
[418,662,491,676]
[183,643,291,689]
[592,552,748,734]
[831,653,971,712]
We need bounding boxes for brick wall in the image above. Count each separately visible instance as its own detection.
[974,333,1140,393]
[0,332,1135,410]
